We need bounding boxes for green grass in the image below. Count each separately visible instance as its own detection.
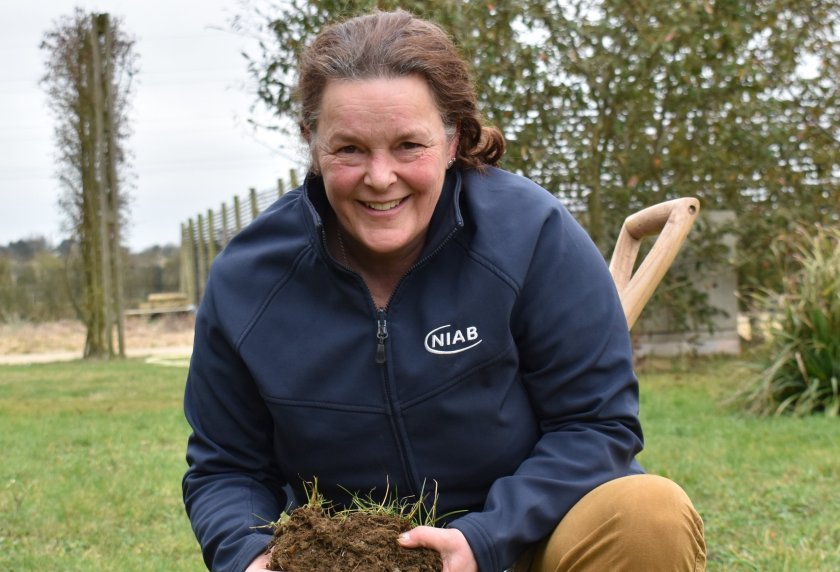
[0,359,202,571]
[1,357,838,570]
[637,358,840,571]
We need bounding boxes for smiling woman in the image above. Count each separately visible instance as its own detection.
[311,76,458,308]
[181,10,705,572]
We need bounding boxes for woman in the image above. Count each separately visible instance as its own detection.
[183,10,706,572]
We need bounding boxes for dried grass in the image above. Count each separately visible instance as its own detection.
[0,315,195,355]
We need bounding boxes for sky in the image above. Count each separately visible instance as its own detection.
[0,0,301,252]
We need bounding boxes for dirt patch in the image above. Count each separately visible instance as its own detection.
[267,505,441,572]
[0,315,194,355]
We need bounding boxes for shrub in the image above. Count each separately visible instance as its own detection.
[735,224,840,416]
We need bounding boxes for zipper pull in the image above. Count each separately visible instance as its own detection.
[376,310,388,364]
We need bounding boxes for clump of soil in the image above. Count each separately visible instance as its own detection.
[267,505,442,572]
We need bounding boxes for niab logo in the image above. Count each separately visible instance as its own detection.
[424,324,482,355]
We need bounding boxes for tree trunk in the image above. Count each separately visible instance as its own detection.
[89,16,115,358]
[98,14,125,357]
[82,23,108,358]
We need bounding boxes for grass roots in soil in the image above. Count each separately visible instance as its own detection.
[266,504,442,572]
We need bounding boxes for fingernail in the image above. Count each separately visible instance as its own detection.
[398,532,410,543]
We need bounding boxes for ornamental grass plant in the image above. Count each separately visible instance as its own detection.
[735,224,840,416]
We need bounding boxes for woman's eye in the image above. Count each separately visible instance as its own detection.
[399,142,423,151]
[336,145,358,154]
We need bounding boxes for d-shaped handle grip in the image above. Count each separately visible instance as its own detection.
[608,197,700,330]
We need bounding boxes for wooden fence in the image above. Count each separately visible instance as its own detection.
[180,170,301,305]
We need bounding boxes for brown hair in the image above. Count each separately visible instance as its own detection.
[295,10,505,170]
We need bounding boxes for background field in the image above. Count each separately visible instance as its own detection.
[0,314,194,356]
[1,356,838,570]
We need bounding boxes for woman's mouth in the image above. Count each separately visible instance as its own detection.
[363,198,404,211]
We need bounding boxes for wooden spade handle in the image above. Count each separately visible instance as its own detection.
[608,197,700,330]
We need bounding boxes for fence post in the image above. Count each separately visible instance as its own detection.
[188,218,200,305]
[196,213,207,301]
[221,202,230,246]
[206,208,217,264]
[233,195,243,232]
[289,169,299,189]
[181,221,197,306]
[249,187,259,222]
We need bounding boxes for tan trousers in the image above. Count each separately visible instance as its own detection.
[518,474,706,572]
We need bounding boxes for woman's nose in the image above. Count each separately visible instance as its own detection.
[363,151,397,190]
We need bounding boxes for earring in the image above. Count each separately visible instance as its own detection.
[447,157,455,169]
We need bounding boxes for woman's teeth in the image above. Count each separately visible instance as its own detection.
[365,199,402,211]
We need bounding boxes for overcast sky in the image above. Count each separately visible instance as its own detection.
[0,0,301,252]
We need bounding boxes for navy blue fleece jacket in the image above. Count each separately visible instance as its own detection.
[183,166,644,571]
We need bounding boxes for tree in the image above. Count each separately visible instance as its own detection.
[237,0,839,312]
[41,10,137,358]
[0,257,14,322]
[535,0,839,297]
[0,238,77,322]
[125,244,182,307]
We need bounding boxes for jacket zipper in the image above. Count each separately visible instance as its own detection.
[375,309,388,364]
[326,222,461,499]
[322,220,460,365]
[371,225,460,365]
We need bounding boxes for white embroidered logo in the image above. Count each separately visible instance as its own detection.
[424,324,482,355]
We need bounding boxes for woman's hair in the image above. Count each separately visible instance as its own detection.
[295,10,505,169]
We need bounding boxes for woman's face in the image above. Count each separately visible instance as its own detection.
[312,75,457,263]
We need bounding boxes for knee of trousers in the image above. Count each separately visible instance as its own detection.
[531,474,706,572]
[592,474,705,545]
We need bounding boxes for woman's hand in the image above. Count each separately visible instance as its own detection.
[398,526,478,572]
[244,552,270,571]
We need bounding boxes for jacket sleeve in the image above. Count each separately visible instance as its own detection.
[449,205,644,572]
[182,278,288,572]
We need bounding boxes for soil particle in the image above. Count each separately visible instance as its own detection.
[267,505,442,572]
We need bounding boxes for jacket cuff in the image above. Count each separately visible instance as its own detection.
[228,533,272,572]
[449,516,500,572]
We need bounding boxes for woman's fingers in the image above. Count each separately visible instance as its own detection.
[398,526,478,572]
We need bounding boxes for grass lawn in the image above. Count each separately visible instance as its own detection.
[1,356,838,570]
[0,359,202,571]
[637,358,840,571]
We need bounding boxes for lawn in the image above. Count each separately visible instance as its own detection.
[0,359,202,571]
[636,358,840,570]
[1,357,838,571]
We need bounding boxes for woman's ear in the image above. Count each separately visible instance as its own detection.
[447,123,460,161]
[302,126,320,174]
